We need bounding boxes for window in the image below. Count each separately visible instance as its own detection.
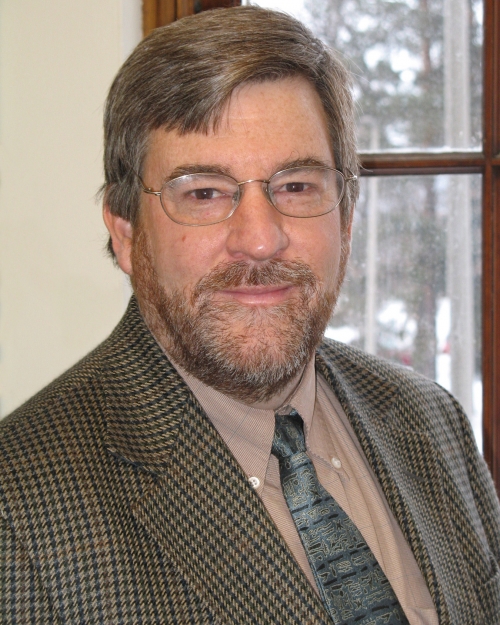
[143,0,500,491]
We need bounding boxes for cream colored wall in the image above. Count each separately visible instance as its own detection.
[0,0,141,416]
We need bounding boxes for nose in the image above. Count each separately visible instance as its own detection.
[225,181,290,261]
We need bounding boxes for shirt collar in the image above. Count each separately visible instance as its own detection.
[167,355,317,494]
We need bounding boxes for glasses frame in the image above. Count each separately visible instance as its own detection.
[138,166,357,227]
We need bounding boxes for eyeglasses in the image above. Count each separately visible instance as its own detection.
[139,166,357,227]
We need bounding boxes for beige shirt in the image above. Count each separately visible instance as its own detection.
[172,355,439,625]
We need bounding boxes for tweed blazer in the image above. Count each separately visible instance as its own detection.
[1,298,499,624]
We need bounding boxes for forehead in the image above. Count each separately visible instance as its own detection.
[143,77,334,179]
[219,76,329,136]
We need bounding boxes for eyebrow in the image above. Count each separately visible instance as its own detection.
[164,156,333,184]
[165,164,233,182]
[277,157,333,171]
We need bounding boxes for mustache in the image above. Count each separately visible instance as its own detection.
[192,259,318,302]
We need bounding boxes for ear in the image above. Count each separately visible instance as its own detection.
[341,206,355,251]
[346,207,354,241]
[341,206,354,261]
[103,205,134,275]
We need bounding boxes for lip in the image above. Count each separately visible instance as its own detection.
[216,284,295,306]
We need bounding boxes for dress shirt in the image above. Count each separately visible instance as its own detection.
[170,354,439,625]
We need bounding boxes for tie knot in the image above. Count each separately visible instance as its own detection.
[271,411,306,460]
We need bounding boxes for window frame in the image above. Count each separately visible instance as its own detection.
[361,0,500,494]
[142,0,240,31]
[142,0,500,494]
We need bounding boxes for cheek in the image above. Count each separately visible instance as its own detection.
[294,216,343,282]
[146,224,229,290]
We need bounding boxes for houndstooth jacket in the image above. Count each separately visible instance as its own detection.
[1,297,499,624]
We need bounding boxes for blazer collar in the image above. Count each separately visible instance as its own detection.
[316,340,399,427]
[99,296,196,474]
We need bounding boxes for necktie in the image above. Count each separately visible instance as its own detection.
[272,411,409,625]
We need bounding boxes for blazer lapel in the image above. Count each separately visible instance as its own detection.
[316,340,482,625]
[99,298,330,624]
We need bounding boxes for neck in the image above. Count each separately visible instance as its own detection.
[244,366,305,411]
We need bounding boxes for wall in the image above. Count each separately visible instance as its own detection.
[0,0,141,416]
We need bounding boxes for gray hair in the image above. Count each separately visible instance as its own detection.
[103,5,359,257]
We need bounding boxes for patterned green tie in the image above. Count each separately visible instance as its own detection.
[272,411,409,625]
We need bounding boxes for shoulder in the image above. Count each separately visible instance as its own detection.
[1,329,109,423]
[0,301,139,493]
[0,297,143,445]
[317,337,447,395]
[316,337,469,434]
[0,296,173,488]
[0,339,109,476]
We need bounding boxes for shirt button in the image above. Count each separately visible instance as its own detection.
[248,476,260,489]
[331,457,342,469]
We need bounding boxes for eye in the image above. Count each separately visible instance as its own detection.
[274,180,316,196]
[191,187,221,200]
[282,182,308,193]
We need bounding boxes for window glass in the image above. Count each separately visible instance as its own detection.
[249,0,483,151]
[326,174,482,447]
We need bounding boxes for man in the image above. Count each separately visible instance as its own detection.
[1,6,499,624]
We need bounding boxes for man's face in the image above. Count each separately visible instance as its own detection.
[108,77,352,406]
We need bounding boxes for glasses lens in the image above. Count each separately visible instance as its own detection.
[269,167,344,217]
[161,173,238,225]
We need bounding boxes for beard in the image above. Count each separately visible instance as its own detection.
[131,228,349,404]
